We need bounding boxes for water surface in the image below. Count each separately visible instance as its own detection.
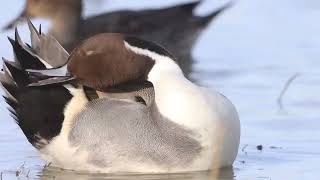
[0,0,320,179]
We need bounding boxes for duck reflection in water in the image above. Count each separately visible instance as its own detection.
[39,166,235,180]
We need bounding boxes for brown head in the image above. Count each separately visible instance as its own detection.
[26,33,177,91]
[3,0,82,30]
[67,33,155,90]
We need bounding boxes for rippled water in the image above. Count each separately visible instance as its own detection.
[1,0,320,179]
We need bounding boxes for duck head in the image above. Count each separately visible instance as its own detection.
[27,33,179,91]
[3,0,82,30]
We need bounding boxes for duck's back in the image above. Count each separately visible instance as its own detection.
[58,98,202,172]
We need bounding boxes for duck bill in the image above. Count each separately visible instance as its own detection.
[3,9,28,31]
[26,64,76,87]
[28,76,76,87]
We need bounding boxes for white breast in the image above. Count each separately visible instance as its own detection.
[150,73,240,169]
[126,41,241,169]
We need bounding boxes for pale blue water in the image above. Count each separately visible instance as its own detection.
[0,0,320,179]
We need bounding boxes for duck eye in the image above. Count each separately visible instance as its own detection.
[135,96,147,105]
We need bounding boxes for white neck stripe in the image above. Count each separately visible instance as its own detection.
[124,41,174,63]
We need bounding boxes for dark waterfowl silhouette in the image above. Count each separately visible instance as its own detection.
[3,0,231,76]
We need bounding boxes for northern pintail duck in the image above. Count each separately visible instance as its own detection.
[0,22,240,173]
[3,0,231,76]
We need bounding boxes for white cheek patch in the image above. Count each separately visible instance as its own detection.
[123,41,183,82]
[124,41,172,63]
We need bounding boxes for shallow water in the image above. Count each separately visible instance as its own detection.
[0,0,320,179]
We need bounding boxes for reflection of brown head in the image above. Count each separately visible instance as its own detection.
[3,0,82,30]
[68,33,155,90]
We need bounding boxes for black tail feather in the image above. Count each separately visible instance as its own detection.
[27,19,40,50]
[0,82,17,101]
[3,60,29,87]
[39,24,42,35]
[1,61,16,85]
[3,96,18,112]
[1,21,73,149]
[8,108,18,120]
[15,28,24,47]
[1,81,16,99]
[8,31,46,69]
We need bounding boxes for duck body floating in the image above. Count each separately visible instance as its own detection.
[0,22,240,173]
[3,0,232,76]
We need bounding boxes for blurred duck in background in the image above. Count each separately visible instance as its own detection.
[3,0,231,76]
